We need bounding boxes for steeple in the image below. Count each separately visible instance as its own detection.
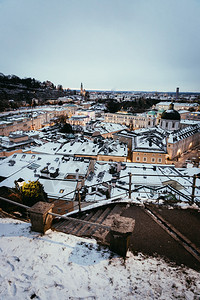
[80,82,83,96]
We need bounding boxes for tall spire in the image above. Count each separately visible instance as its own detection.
[80,82,83,96]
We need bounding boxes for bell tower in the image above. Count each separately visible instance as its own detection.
[80,82,83,96]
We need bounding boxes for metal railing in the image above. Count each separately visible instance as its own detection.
[0,172,200,216]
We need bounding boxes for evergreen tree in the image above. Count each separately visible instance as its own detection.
[20,181,48,206]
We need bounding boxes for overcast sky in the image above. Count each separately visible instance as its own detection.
[0,0,200,92]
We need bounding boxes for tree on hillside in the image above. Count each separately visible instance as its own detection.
[106,99,121,113]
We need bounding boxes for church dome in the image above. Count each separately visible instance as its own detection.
[147,110,157,116]
[161,103,180,121]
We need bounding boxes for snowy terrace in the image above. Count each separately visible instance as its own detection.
[1,218,199,299]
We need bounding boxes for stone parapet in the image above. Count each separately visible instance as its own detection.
[28,202,54,234]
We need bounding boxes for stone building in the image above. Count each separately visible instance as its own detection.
[104,111,157,129]
[113,103,200,163]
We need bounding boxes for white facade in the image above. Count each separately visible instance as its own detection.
[159,119,180,131]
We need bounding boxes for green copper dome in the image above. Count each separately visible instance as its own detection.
[147,110,157,116]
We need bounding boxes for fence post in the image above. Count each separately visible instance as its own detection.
[128,172,132,199]
[78,189,81,212]
[191,174,197,204]
[110,216,135,257]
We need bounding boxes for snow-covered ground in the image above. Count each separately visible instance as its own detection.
[0,218,200,300]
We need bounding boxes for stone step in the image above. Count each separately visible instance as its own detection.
[53,219,71,231]
[77,209,104,236]
[89,207,114,236]
[69,211,101,236]
[81,205,121,237]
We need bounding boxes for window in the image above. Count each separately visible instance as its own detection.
[158,158,162,163]
[143,157,147,162]
[136,156,140,161]
[59,189,64,194]
[151,158,155,163]
[31,155,35,159]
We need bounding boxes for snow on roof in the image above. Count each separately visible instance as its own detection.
[0,156,29,178]
[134,136,166,153]
[39,179,77,199]
[0,166,36,188]
[94,122,127,134]
[84,161,198,202]
[180,120,200,125]
[75,141,100,156]
[178,110,190,114]
[156,101,198,107]
[98,141,128,157]
[168,124,200,143]
[56,141,85,156]
[0,120,13,125]
[31,142,62,154]
[0,154,90,197]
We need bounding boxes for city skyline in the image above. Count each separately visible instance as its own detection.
[0,0,200,92]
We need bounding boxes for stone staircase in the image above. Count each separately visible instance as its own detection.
[52,203,126,245]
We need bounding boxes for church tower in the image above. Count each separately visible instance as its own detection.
[80,82,83,96]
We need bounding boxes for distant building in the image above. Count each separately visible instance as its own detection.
[104,111,157,129]
[155,101,198,111]
[176,87,179,101]
[80,82,85,97]
[132,128,167,164]
[113,104,200,163]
